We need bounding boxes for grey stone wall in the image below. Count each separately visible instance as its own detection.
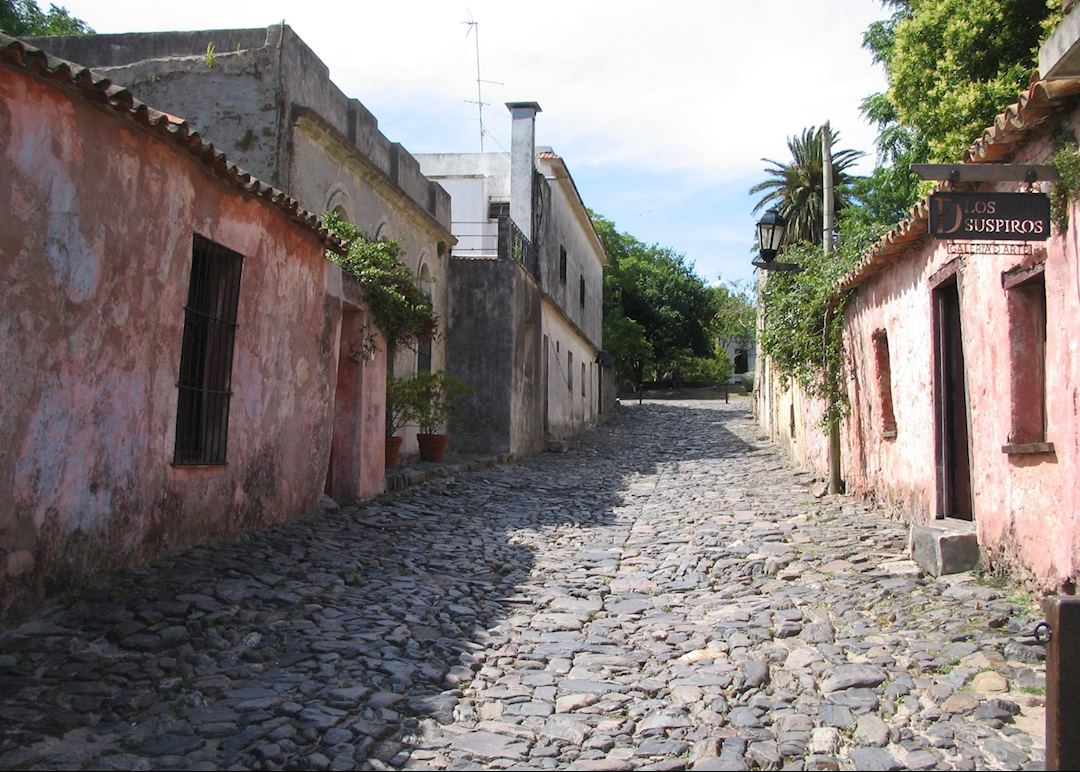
[510,267,545,457]
[446,258,516,455]
[27,25,451,229]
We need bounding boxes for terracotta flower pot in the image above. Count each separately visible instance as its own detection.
[416,433,449,462]
[385,435,403,469]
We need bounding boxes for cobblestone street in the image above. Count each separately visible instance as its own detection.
[0,400,1047,771]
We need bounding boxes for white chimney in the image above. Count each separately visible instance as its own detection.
[506,101,542,241]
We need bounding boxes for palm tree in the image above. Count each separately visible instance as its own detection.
[750,125,863,246]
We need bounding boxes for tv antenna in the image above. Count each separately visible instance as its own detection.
[462,15,503,151]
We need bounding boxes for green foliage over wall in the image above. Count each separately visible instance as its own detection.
[758,243,861,426]
[323,211,437,351]
[1051,140,1080,232]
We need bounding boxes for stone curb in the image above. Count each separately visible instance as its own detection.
[384,453,512,491]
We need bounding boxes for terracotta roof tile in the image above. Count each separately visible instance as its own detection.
[0,32,345,253]
[835,75,1080,295]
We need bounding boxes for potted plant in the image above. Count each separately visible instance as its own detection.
[407,370,472,462]
[384,376,414,468]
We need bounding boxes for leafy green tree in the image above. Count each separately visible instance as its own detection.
[711,281,756,353]
[602,307,652,390]
[1,0,93,36]
[750,125,863,245]
[865,0,1058,164]
[593,212,717,390]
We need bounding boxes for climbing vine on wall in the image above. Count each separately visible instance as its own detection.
[1050,140,1080,234]
[323,211,438,351]
[758,227,870,427]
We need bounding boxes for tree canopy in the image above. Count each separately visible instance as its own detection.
[868,0,1057,164]
[593,212,739,390]
[1,0,92,36]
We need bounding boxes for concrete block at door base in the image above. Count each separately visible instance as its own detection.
[910,521,980,576]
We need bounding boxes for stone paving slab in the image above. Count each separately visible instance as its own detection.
[0,400,1046,770]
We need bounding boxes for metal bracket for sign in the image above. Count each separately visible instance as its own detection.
[911,164,1061,183]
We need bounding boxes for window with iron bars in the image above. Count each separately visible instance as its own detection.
[174,235,243,465]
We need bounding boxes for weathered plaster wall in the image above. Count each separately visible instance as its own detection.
[542,303,602,441]
[0,63,383,618]
[33,43,285,186]
[754,360,830,479]
[290,122,449,456]
[31,26,455,459]
[536,157,605,349]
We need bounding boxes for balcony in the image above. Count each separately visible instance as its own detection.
[451,215,538,279]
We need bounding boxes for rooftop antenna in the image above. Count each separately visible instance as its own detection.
[462,14,503,151]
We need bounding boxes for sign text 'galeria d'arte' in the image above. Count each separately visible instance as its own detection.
[929,192,1051,255]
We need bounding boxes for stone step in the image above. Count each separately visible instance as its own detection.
[910,519,980,576]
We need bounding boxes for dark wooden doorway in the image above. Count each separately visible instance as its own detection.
[933,276,973,520]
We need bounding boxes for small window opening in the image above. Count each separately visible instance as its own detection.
[488,200,510,220]
[872,329,897,438]
[174,235,243,465]
[580,275,585,308]
[417,335,432,373]
[581,362,586,396]
[568,351,574,392]
[559,246,567,283]
[1004,268,1048,451]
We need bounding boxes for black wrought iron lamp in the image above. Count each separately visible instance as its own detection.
[752,207,801,271]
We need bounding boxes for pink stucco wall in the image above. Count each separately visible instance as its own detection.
[0,64,385,618]
[840,126,1080,594]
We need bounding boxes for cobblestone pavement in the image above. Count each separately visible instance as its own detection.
[0,400,1047,771]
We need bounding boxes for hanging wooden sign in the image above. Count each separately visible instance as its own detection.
[929,192,1051,241]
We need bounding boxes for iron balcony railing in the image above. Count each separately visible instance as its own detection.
[450,216,538,279]
[498,215,538,279]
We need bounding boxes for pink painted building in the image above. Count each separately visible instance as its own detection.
[835,75,1080,594]
[758,70,1080,594]
[0,35,386,619]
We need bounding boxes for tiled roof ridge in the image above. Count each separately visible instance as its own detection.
[0,32,345,253]
[835,74,1080,295]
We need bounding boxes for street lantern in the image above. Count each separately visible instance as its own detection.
[753,206,801,272]
[756,207,786,262]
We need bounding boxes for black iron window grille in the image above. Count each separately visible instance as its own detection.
[174,235,244,465]
[417,334,432,373]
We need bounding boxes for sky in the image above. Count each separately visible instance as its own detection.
[58,0,890,287]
